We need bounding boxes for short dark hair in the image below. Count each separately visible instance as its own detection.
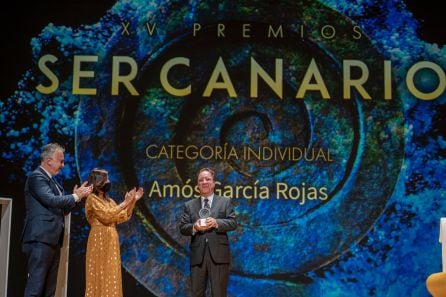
[197,167,215,180]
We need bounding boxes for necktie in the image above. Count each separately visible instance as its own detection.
[203,198,210,209]
[52,178,63,196]
[203,199,211,242]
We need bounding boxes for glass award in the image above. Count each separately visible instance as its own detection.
[198,207,211,226]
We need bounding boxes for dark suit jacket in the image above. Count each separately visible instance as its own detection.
[179,195,237,266]
[21,167,76,247]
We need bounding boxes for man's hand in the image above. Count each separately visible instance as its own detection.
[193,217,217,232]
[205,217,218,229]
[73,182,93,199]
[194,220,209,232]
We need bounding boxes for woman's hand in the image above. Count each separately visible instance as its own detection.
[135,187,144,201]
[123,188,136,206]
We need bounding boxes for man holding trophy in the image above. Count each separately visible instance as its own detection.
[179,168,237,297]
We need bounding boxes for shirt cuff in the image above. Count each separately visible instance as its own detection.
[73,194,80,202]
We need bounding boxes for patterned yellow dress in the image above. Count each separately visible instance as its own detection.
[84,193,131,297]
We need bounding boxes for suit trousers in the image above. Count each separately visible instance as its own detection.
[23,242,60,297]
[191,242,229,297]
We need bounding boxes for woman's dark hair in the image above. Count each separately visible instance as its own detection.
[87,168,109,195]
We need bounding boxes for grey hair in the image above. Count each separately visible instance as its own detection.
[41,143,65,161]
[197,167,215,180]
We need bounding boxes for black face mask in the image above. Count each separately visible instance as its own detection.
[101,182,111,193]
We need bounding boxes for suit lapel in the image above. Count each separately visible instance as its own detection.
[37,167,62,196]
[52,178,64,195]
[210,195,220,215]
[193,198,202,216]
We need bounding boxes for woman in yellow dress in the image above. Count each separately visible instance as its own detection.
[84,168,143,297]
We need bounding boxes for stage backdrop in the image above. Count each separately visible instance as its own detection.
[1,0,445,296]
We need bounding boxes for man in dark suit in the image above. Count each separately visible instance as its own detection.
[21,143,92,297]
[180,167,237,297]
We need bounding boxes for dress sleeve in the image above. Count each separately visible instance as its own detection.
[86,194,130,225]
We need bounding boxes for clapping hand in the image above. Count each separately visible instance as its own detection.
[135,187,144,201]
[121,187,144,210]
[125,188,136,200]
[73,181,93,199]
